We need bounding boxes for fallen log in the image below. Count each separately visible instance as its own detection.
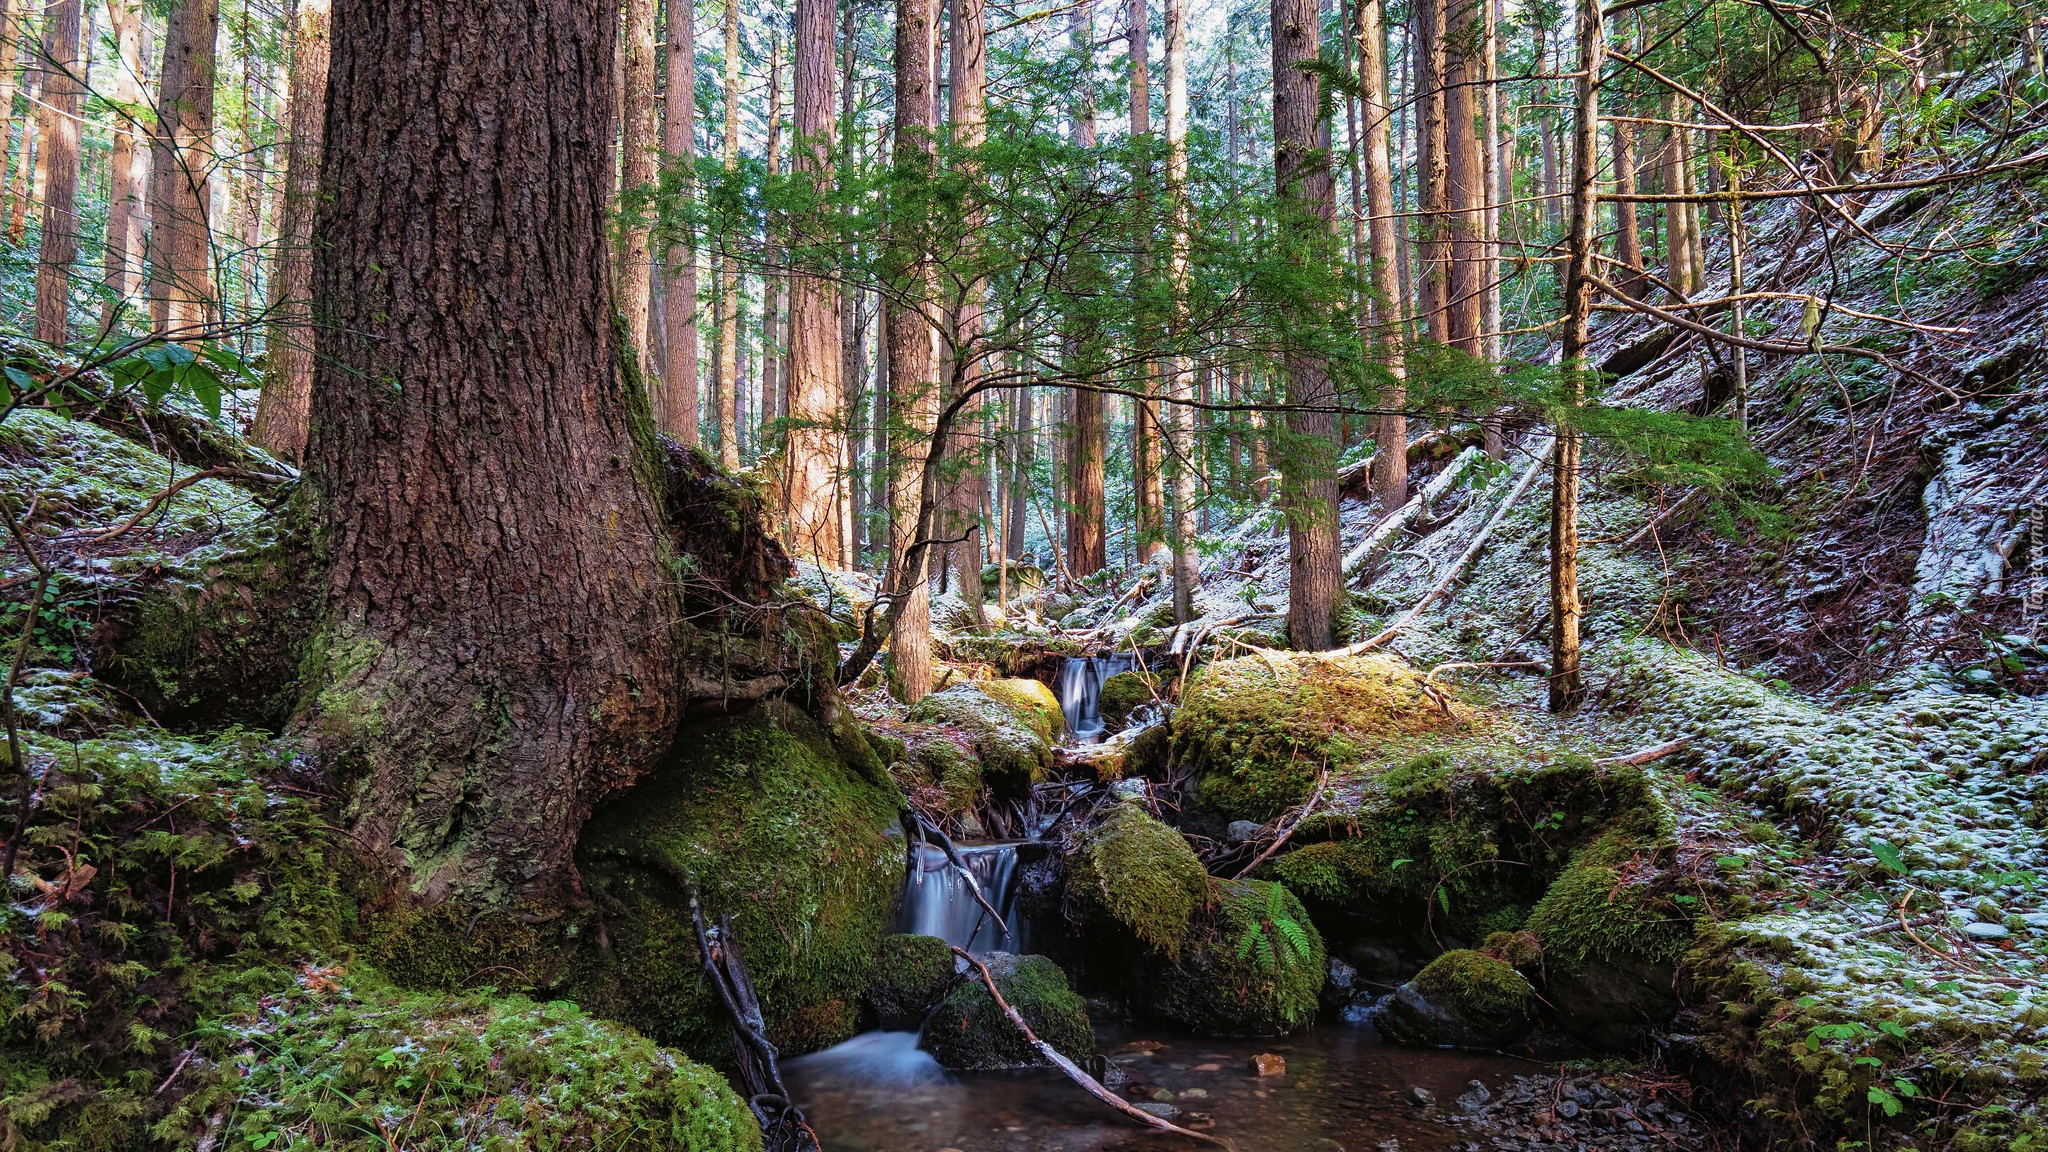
[1344,445,1488,584]
[1594,737,1691,765]
[1335,424,1486,499]
[950,947,1235,1149]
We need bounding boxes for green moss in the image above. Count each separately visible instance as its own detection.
[906,682,1055,787]
[1096,672,1159,732]
[570,699,902,1064]
[1524,827,1694,975]
[1410,949,1534,1030]
[163,972,760,1152]
[1068,802,1210,958]
[1139,879,1325,1037]
[1175,652,1475,822]
[867,934,959,1028]
[923,953,1095,1070]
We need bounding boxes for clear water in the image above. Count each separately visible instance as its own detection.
[901,841,1030,954]
[1056,655,1136,744]
[786,1023,1538,1152]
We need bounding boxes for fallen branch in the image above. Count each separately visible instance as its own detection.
[949,946,1234,1149]
[689,888,821,1152]
[1595,737,1691,766]
[1334,439,1555,658]
[1344,445,1488,583]
[57,465,288,545]
[1233,769,1330,880]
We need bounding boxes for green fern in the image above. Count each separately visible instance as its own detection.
[1233,882,1313,973]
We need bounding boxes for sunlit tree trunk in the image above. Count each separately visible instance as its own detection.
[1358,0,1406,512]
[1413,0,1447,344]
[1550,0,1601,713]
[944,0,987,623]
[100,0,151,331]
[658,0,700,444]
[1163,0,1198,623]
[1611,115,1645,299]
[1272,0,1341,649]
[714,0,740,467]
[1659,92,1697,298]
[6,27,39,246]
[1127,0,1166,565]
[0,5,22,224]
[31,0,82,345]
[305,0,680,909]
[1063,0,1106,578]
[784,0,844,562]
[251,0,329,460]
[1443,0,1482,356]
[838,13,863,563]
[617,0,658,375]
[147,0,218,336]
[760,36,784,450]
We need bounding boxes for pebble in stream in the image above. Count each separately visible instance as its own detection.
[1437,1072,1706,1152]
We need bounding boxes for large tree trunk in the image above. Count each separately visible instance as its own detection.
[100,0,150,331]
[1272,0,1341,650]
[885,0,937,702]
[1442,0,1482,356]
[1550,0,1601,713]
[618,0,658,375]
[760,36,784,451]
[659,0,700,445]
[1062,0,1106,578]
[7,30,39,246]
[251,0,330,461]
[944,0,987,624]
[31,0,82,345]
[1163,0,1198,623]
[303,0,680,909]
[715,0,741,468]
[1413,0,1447,345]
[1611,114,1645,299]
[783,0,844,563]
[1358,0,1406,513]
[147,0,218,336]
[1127,0,1166,565]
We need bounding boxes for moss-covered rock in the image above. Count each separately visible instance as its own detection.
[867,934,959,1029]
[1068,802,1210,958]
[1096,671,1159,732]
[1374,949,1535,1048]
[1174,652,1475,822]
[164,972,760,1152]
[1138,879,1326,1037]
[906,681,1057,788]
[568,699,903,1065]
[922,952,1095,1070]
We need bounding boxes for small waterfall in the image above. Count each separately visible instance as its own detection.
[901,841,1030,953]
[1055,654,1135,745]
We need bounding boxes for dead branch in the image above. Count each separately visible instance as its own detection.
[917,816,1010,941]
[1594,737,1691,766]
[1233,769,1330,880]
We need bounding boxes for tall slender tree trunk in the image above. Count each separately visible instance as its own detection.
[838,15,863,564]
[147,0,219,336]
[1535,24,1558,231]
[659,0,700,444]
[32,0,82,345]
[1413,0,1447,344]
[1550,0,1602,712]
[885,0,937,701]
[1163,0,1198,623]
[1659,91,1697,298]
[304,0,680,909]
[760,35,784,449]
[715,0,741,467]
[0,5,22,221]
[1063,0,1106,579]
[944,0,987,623]
[1006,383,1028,559]
[784,0,844,562]
[1611,115,1645,298]
[100,0,150,330]
[1443,0,1482,355]
[7,28,39,245]
[251,0,329,461]
[618,0,658,373]
[1127,0,1166,565]
[1359,0,1406,512]
[1272,0,1341,649]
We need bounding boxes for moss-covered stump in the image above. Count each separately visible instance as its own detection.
[867,934,959,1029]
[1096,671,1160,733]
[922,953,1095,1070]
[906,681,1058,789]
[1373,949,1536,1048]
[167,973,761,1152]
[1137,879,1326,1037]
[1068,802,1210,958]
[1173,652,1475,822]
[569,699,902,1065]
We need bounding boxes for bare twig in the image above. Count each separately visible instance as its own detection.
[1233,769,1330,880]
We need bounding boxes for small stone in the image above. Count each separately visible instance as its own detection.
[1226,819,1263,843]
[1555,1100,1580,1120]
[1150,1087,1176,1102]
[1136,1102,1183,1121]
[1376,1140,1403,1151]
[1192,1063,1220,1071]
[1963,921,2010,940]
[1184,1113,1216,1131]
[1250,1053,1287,1076]
[1113,778,1149,799]
[2021,912,2048,929]
[1179,1088,1209,1099]
[1405,1085,1436,1107]
[1329,957,1358,990]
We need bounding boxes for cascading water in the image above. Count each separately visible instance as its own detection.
[1056,654,1136,744]
[900,841,1030,953]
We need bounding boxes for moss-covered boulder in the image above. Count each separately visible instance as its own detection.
[1174,652,1474,822]
[1097,671,1160,732]
[907,680,1058,788]
[168,974,760,1152]
[1524,827,1693,1047]
[867,933,959,1029]
[1137,879,1325,1037]
[1069,802,1210,958]
[1374,949,1536,1048]
[569,699,903,1064]
[922,952,1095,1070]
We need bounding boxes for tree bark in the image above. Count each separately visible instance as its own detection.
[251,0,330,461]
[1272,0,1341,650]
[7,29,39,246]
[618,0,659,375]
[1610,115,1645,298]
[304,0,680,909]
[147,0,218,336]
[659,0,700,445]
[944,0,987,623]
[1127,0,1166,565]
[760,35,784,450]
[1358,0,1406,513]
[1443,0,1482,356]
[715,0,741,468]
[1163,0,1197,623]
[1550,0,1601,713]
[31,0,82,346]
[100,0,150,330]
[0,5,22,225]
[1413,0,1447,345]
[884,0,937,701]
[783,0,844,563]
[1062,0,1106,578]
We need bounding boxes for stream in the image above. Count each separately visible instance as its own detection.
[787,658,1537,1152]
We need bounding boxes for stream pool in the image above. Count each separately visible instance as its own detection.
[785,1022,1540,1152]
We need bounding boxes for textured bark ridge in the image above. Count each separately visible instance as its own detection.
[303,0,680,911]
